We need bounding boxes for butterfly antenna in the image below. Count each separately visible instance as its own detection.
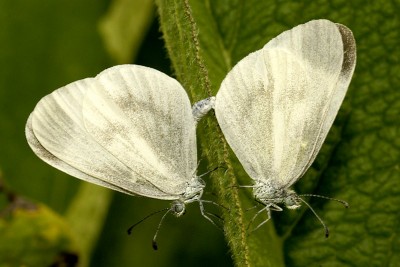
[127,207,169,235]
[152,208,172,250]
[298,198,329,238]
[299,194,349,208]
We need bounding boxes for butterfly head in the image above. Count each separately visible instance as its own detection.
[253,181,301,210]
[170,200,186,217]
[283,189,301,209]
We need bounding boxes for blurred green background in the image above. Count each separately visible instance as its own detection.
[1,0,399,266]
[0,0,231,266]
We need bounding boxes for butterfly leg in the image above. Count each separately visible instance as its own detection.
[248,204,282,233]
[198,200,223,229]
[200,199,229,210]
[247,206,267,231]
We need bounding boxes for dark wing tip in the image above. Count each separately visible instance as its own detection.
[335,23,357,79]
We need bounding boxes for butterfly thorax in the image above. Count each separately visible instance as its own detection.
[182,176,205,203]
[171,176,205,217]
[253,181,301,210]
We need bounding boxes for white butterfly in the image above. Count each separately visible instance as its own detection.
[213,19,356,235]
[25,65,217,248]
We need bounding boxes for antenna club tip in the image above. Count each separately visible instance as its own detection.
[152,240,158,250]
[325,229,330,238]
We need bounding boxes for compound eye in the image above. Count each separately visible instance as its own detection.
[171,201,186,217]
[174,204,184,213]
[285,196,301,210]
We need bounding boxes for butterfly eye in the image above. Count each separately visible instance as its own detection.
[284,194,301,210]
[171,201,186,217]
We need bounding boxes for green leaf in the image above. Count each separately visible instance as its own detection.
[0,198,79,267]
[65,184,113,267]
[155,0,400,266]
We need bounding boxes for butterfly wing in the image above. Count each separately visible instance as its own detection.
[215,19,356,188]
[82,65,197,195]
[27,65,197,199]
